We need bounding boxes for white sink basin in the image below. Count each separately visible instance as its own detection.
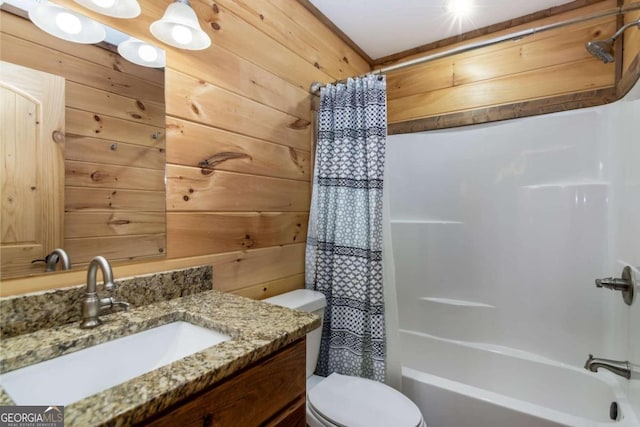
[0,321,230,405]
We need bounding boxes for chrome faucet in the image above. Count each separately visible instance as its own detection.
[45,248,71,272]
[79,256,130,329]
[584,354,631,379]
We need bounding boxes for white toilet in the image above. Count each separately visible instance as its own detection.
[264,289,426,427]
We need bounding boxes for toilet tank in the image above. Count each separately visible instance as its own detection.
[264,289,326,378]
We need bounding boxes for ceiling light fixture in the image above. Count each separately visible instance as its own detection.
[150,0,211,50]
[118,37,166,68]
[29,1,106,44]
[74,0,141,19]
[446,0,474,19]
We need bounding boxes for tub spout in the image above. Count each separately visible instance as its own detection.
[584,354,631,379]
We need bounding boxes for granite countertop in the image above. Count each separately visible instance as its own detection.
[0,290,320,426]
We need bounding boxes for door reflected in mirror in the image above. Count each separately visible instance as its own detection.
[0,2,166,280]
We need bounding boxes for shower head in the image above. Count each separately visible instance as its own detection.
[586,39,615,63]
[586,18,640,63]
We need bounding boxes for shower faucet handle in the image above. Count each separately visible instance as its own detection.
[596,277,632,291]
[595,266,635,306]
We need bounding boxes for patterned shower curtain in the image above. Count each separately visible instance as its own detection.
[306,74,387,382]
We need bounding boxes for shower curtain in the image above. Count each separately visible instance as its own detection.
[306,74,388,382]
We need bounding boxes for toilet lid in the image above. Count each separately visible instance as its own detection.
[308,373,422,427]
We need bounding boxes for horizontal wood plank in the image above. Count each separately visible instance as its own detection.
[0,10,164,85]
[65,212,166,238]
[65,135,165,170]
[232,274,305,300]
[216,0,366,79]
[201,0,334,89]
[166,69,310,150]
[1,243,305,296]
[66,81,165,127]
[388,58,615,123]
[388,88,618,133]
[387,18,616,100]
[166,117,309,181]
[64,234,165,264]
[166,48,311,121]
[166,165,310,212]
[0,33,164,103]
[375,0,612,64]
[65,187,166,212]
[167,212,308,258]
[378,0,617,66]
[66,108,165,149]
[212,243,306,292]
[65,160,165,191]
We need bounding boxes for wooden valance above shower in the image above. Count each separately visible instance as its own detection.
[376,0,640,134]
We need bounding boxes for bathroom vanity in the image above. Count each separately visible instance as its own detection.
[0,268,319,426]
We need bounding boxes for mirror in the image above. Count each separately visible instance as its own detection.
[0,2,166,279]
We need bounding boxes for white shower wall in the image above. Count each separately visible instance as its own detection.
[386,87,640,371]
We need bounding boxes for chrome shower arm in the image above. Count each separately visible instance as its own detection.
[610,18,640,41]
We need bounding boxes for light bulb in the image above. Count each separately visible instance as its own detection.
[137,44,158,62]
[171,25,193,45]
[55,11,82,35]
[447,0,474,18]
[91,0,116,8]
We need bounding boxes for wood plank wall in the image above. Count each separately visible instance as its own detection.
[0,11,167,267]
[0,0,369,298]
[4,0,638,298]
[384,0,621,132]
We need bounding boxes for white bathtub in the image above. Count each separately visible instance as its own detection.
[399,330,639,427]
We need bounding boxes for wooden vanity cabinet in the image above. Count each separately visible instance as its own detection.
[142,338,306,427]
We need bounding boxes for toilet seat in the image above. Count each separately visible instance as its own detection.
[307,373,424,427]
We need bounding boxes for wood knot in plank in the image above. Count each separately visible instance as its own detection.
[166,123,183,133]
[109,219,131,225]
[241,234,255,249]
[52,130,65,143]
[212,3,219,13]
[199,152,252,171]
[289,147,299,162]
[136,100,147,111]
[211,22,221,30]
[288,119,310,130]
[91,170,111,182]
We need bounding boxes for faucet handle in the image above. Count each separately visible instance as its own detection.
[113,300,130,311]
[99,297,129,312]
[594,266,635,306]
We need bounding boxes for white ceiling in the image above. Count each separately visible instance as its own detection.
[309,0,575,59]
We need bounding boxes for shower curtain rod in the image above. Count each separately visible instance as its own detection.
[310,1,640,95]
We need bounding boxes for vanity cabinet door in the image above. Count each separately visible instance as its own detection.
[143,338,306,427]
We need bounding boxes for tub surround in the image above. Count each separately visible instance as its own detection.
[0,288,319,426]
[0,266,212,339]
